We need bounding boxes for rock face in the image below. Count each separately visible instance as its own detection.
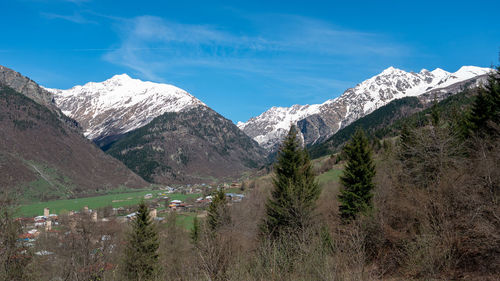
[238,66,492,152]
[0,65,55,109]
[0,66,147,201]
[48,74,266,183]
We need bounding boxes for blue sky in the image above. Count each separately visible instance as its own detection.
[1,0,499,122]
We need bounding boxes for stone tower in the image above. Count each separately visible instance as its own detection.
[149,209,157,219]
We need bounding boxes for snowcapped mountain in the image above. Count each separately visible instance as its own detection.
[238,66,491,151]
[0,65,146,196]
[46,74,265,184]
[236,104,322,148]
[46,74,205,143]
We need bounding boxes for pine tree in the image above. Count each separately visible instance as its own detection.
[430,97,440,127]
[338,127,376,221]
[190,216,200,244]
[207,189,230,232]
[261,125,321,239]
[399,122,415,159]
[463,65,500,138]
[122,201,159,281]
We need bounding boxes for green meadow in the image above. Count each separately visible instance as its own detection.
[317,169,342,185]
[15,168,339,218]
[174,212,198,230]
[17,189,201,217]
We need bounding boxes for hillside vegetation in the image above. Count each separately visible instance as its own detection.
[1,68,499,281]
[0,85,146,201]
[309,88,479,158]
[106,106,265,184]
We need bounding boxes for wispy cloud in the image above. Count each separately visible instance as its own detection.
[41,11,97,24]
[103,14,410,88]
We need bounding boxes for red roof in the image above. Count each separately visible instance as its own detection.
[19,233,35,239]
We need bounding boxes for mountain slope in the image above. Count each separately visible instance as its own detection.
[308,97,424,158]
[308,86,481,158]
[46,74,206,148]
[48,75,266,183]
[105,105,265,183]
[0,65,57,110]
[239,66,491,151]
[0,66,147,201]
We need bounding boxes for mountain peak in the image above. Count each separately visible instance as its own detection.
[0,64,56,108]
[103,73,135,86]
[430,68,450,77]
[381,66,399,74]
[239,64,490,151]
[47,75,206,140]
[456,65,491,75]
[109,73,132,81]
[380,66,411,76]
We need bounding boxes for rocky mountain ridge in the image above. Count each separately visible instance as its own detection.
[238,66,491,151]
[0,65,56,109]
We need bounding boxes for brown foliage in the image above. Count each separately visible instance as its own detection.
[368,127,500,279]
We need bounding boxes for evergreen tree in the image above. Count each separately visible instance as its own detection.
[338,127,376,221]
[463,65,500,138]
[207,189,230,232]
[430,97,440,127]
[399,122,415,159]
[122,201,159,281]
[190,216,200,244]
[261,125,320,239]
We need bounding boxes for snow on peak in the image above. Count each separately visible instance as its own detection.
[112,73,131,79]
[430,68,450,77]
[108,73,132,82]
[47,75,206,140]
[239,103,321,131]
[455,66,491,77]
[239,65,492,151]
[381,66,401,74]
[237,102,322,149]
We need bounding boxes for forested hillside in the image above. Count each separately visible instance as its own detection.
[105,105,265,183]
[309,87,480,158]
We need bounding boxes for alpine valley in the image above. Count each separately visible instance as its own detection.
[2,64,491,190]
[46,74,266,184]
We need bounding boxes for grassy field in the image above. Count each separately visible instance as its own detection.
[317,169,342,185]
[175,212,198,230]
[157,211,198,230]
[16,189,201,217]
[21,160,77,202]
